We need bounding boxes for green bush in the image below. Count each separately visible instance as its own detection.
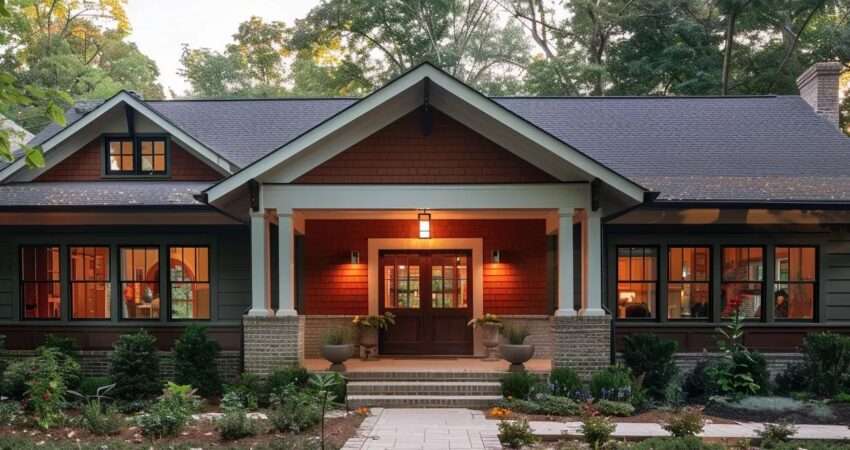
[217,395,258,441]
[622,334,679,401]
[110,330,161,402]
[758,422,798,448]
[42,334,79,360]
[497,418,537,449]
[41,335,82,390]
[683,360,710,401]
[0,401,21,426]
[269,386,321,432]
[500,371,538,399]
[79,402,123,436]
[706,350,770,397]
[775,362,808,395]
[630,437,724,450]
[136,383,199,438]
[661,407,705,437]
[549,367,582,398]
[498,394,581,416]
[594,399,635,416]
[580,414,615,449]
[24,348,69,429]
[801,332,850,397]
[266,366,310,396]
[589,366,632,401]
[173,325,222,398]
[78,376,114,398]
[224,373,263,410]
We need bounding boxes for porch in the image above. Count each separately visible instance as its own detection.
[303,357,552,374]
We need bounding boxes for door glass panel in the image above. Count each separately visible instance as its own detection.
[384,257,419,309]
[432,254,469,309]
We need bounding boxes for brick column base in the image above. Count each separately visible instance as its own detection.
[552,315,612,379]
[243,315,304,375]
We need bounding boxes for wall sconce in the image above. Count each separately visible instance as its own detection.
[350,250,360,264]
[491,250,501,263]
[418,210,431,239]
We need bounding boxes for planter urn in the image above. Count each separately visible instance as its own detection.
[358,327,379,360]
[321,344,354,372]
[500,344,535,372]
[480,323,501,361]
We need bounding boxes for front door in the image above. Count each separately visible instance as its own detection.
[379,251,473,355]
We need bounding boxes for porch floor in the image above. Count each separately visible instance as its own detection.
[303,357,551,373]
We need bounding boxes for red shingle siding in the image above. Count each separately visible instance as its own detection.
[295,108,557,184]
[36,138,222,181]
[303,219,549,315]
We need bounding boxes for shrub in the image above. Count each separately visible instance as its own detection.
[266,366,310,396]
[709,307,770,397]
[503,325,530,345]
[42,334,79,360]
[549,367,582,398]
[709,395,834,421]
[589,366,632,401]
[661,407,705,437]
[2,348,81,402]
[0,335,6,382]
[269,386,321,432]
[322,327,353,345]
[757,422,798,448]
[498,394,581,416]
[801,332,850,397]
[594,399,635,416]
[580,413,615,449]
[497,418,537,449]
[41,335,82,390]
[775,362,808,395]
[217,394,258,441]
[224,373,263,410]
[683,360,711,401]
[110,330,161,402]
[0,401,21,426]
[24,348,70,429]
[78,376,114,398]
[79,401,123,436]
[136,383,199,439]
[173,325,222,398]
[630,437,724,450]
[500,371,539,399]
[622,334,679,401]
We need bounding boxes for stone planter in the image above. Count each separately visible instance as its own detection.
[480,323,501,361]
[321,344,354,372]
[500,344,535,372]
[358,327,379,360]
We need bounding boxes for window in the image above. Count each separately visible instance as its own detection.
[106,137,167,175]
[616,247,657,319]
[383,254,421,309]
[722,247,763,319]
[169,247,210,320]
[70,247,111,319]
[120,247,160,319]
[668,247,711,319]
[20,246,61,320]
[775,247,816,320]
[431,254,468,308]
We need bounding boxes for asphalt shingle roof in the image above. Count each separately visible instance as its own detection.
[0,181,211,207]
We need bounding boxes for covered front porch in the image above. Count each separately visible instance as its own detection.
[303,356,552,374]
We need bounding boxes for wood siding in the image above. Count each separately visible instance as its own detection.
[295,107,557,184]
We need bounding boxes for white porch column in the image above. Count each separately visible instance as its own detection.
[555,209,576,316]
[248,211,272,316]
[581,208,606,316]
[276,211,297,316]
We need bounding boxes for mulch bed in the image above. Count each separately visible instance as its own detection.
[485,408,737,425]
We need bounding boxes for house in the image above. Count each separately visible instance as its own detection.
[0,62,848,381]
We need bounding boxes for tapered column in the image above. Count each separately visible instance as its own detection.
[248,211,272,316]
[276,211,297,316]
[555,209,576,316]
[581,208,605,316]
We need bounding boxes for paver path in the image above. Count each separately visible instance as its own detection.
[531,420,850,440]
[342,408,503,450]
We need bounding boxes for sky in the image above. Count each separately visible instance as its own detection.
[125,0,320,97]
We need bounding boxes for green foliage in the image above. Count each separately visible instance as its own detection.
[500,371,539,399]
[224,373,263,410]
[589,366,633,401]
[173,325,222,398]
[758,422,798,448]
[801,332,850,397]
[352,312,396,330]
[266,366,310,397]
[78,376,114,398]
[711,395,834,420]
[683,360,711,401]
[322,327,353,345]
[629,437,724,450]
[661,407,705,438]
[79,401,123,436]
[269,385,321,433]
[503,325,530,345]
[498,394,581,416]
[217,396,258,441]
[707,308,769,398]
[593,399,635,416]
[622,334,679,401]
[136,383,200,439]
[775,362,809,395]
[549,367,583,398]
[497,418,537,449]
[580,413,615,449]
[0,401,21,426]
[42,334,79,360]
[310,372,343,450]
[24,348,68,429]
[109,330,161,402]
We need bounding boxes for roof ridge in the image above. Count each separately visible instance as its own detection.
[492,95,780,99]
[148,97,360,103]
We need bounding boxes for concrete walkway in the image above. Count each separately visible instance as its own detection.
[342,408,850,449]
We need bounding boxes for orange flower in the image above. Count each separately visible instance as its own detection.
[354,407,371,416]
[488,407,512,418]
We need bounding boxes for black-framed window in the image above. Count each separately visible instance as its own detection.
[106,136,168,175]
[721,247,764,319]
[20,246,61,320]
[775,246,816,320]
[70,246,111,320]
[120,247,160,320]
[616,247,658,319]
[668,246,711,320]
[169,246,210,320]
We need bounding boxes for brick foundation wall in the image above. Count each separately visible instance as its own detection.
[552,315,612,379]
[671,352,802,377]
[500,315,552,358]
[303,315,356,358]
[0,350,241,383]
[243,315,304,375]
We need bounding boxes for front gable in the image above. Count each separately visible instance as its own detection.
[296,107,557,184]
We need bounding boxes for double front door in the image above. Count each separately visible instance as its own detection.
[379,251,473,355]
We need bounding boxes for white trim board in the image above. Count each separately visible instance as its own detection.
[367,237,486,356]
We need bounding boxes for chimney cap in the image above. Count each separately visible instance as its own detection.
[796,61,843,88]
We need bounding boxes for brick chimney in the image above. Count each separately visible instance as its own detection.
[796,61,842,128]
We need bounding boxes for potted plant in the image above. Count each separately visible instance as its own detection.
[468,314,503,361]
[320,327,355,372]
[500,325,534,371]
[352,312,396,360]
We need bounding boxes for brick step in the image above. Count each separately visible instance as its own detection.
[347,394,502,409]
[347,381,502,396]
[342,371,510,382]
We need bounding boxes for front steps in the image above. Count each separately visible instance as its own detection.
[345,372,503,408]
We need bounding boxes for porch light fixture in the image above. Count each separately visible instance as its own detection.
[491,250,501,263]
[418,210,431,239]
[350,250,360,264]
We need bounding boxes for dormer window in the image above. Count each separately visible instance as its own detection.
[105,136,168,175]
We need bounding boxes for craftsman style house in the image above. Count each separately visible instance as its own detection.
[1,62,848,377]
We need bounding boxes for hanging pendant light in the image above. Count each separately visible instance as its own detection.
[418,210,431,239]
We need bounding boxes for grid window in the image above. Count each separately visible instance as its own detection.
[70,247,111,319]
[431,254,468,309]
[107,139,134,173]
[616,247,658,319]
[775,247,816,320]
[140,139,167,173]
[383,254,421,309]
[169,247,210,320]
[722,247,763,319]
[668,247,711,319]
[20,246,61,320]
[120,247,160,319]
